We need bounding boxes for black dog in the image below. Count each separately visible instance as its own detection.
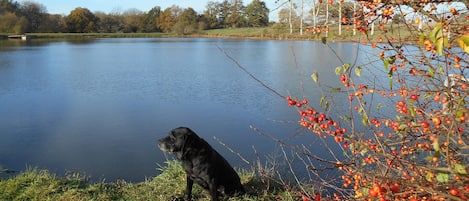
[157,127,245,201]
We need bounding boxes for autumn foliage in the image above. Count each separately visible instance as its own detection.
[285,1,469,200]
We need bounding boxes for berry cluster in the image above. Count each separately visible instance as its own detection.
[286,96,348,145]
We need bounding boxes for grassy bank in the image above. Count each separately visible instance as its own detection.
[1,24,418,42]
[0,161,301,201]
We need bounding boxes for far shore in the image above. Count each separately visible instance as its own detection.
[0,25,420,44]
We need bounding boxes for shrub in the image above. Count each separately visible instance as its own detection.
[244,1,469,200]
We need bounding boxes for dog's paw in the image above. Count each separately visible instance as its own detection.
[168,195,186,201]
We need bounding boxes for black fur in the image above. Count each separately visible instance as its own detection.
[158,127,244,201]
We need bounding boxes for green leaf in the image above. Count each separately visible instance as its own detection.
[419,33,425,47]
[433,140,440,152]
[425,172,433,182]
[438,64,444,74]
[335,66,343,75]
[428,67,434,78]
[335,64,351,75]
[436,172,449,183]
[436,36,444,55]
[319,96,326,107]
[331,87,342,92]
[387,56,396,64]
[361,113,368,127]
[343,63,351,72]
[458,35,469,54]
[456,110,464,118]
[425,155,433,162]
[429,23,447,55]
[408,101,416,117]
[398,123,407,131]
[360,148,368,156]
[311,72,318,83]
[376,102,382,110]
[355,66,362,77]
[383,58,390,71]
[423,93,433,99]
[460,35,469,44]
[454,164,467,175]
[430,23,443,43]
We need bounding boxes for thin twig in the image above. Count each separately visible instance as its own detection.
[216,45,285,99]
[280,145,310,198]
[250,125,350,166]
[213,136,251,166]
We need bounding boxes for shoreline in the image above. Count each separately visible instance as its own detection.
[0,30,421,46]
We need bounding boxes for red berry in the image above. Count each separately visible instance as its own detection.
[449,188,459,196]
[340,74,347,82]
[315,193,321,201]
[397,101,405,107]
[343,141,349,149]
[390,183,400,193]
[420,121,430,128]
[369,188,378,197]
[319,113,326,119]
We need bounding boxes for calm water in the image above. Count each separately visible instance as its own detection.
[0,38,380,182]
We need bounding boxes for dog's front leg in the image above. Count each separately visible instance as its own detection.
[184,175,194,201]
[208,179,219,201]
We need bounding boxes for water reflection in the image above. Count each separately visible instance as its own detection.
[0,38,380,182]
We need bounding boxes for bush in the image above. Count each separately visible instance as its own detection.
[246,1,469,200]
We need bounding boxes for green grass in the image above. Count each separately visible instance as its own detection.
[0,161,302,201]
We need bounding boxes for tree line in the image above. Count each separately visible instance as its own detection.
[0,0,269,34]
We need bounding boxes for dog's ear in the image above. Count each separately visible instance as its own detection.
[179,127,200,152]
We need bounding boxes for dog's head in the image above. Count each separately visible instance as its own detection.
[157,127,197,155]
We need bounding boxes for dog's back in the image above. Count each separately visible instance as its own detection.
[182,130,244,193]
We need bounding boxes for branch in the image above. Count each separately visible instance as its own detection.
[217,45,286,99]
[357,0,469,10]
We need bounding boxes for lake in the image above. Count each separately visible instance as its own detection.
[0,38,379,182]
